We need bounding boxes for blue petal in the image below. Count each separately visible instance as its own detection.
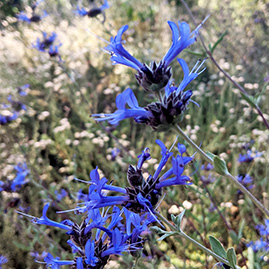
[105,25,143,71]
[32,203,71,230]
[85,240,98,266]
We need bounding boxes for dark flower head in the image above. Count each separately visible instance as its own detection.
[75,0,109,20]
[18,203,152,269]
[17,0,47,24]
[75,140,192,217]
[105,18,207,92]
[7,95,27,111]
[33,32,61,57]
[92,58,204,130]
[135,61,172,92]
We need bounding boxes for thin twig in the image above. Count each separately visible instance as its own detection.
[180,0,269,129]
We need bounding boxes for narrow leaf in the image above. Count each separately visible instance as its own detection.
[229,230,239,245]
[210,30,228,54]
[209,235,227,259]
[150,226,166,234]
[240,92,257,108]
[158,231,179,241]
[175,210,185,231]
[171,214,177,224]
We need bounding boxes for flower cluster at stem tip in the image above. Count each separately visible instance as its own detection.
[33,32,62,57]
[17,139,193,268]
[92,19,207,131]
[0,162,29,192]
[18,203,155,268]
[75,0,109,18]
[72,139,192,218]
[17,0,47,23]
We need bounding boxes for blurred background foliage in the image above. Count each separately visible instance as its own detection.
[0,0,268,268]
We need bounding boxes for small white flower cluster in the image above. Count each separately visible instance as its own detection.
[53,118,71,133]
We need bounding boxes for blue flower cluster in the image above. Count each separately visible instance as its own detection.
[92,58,204,130]
[0,162,29,192]
[17,139,192,267]
[247,219,269,253]
[17,0,47,23]
[0,85,28,125]
[236,174,254,194]
[75,0,109,19]
[19,203,154,268]
[72,140,192,217]
[238,149,262,163]
[33,32,62,57]
[104,20,205,92]
[92,19,207,130]
[0,255,8,269]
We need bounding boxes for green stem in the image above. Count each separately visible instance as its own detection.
[173,125,213,164]
[156,212,230,266]
[173,124,269,217]
[226,172,269,216]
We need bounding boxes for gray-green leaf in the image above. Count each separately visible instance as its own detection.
[213,156,229,175]
[227,248,237,268]
[209,235,227,259]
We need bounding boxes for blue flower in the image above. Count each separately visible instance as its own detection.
[101,228,129,257]
[111,147,120,160]
[17,10,47,23]
[11,162,29,191]
[76,257,84,269]
[237,174,254,194]
[91,88,152,125]
[77,140,192,214]
[48,44,62,57]
[75,6,88,16]
[162,21,202,67]
[247,219,269,253]
[156,142,192,189]
[17,84,29,96]
[105,19,206,92]
[85,240,99,266]
[17,203,72,231]
[124,208,155,243]
[33,32,61,57]
[201,163,214,171]
[23,203,151,268]
[75,0,109,19]
[55,188,68,202]
[0,111,19,125]
[238,150,262,163]
[0,255,8,268]
[0,181,4,192]
[105,25,143,71]
[44,253,75,268]
[93,59,204,130]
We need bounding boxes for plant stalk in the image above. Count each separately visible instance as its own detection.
[156,212,230,267]
[173,124,269,217]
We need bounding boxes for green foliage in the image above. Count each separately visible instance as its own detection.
[0,0,268,268]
